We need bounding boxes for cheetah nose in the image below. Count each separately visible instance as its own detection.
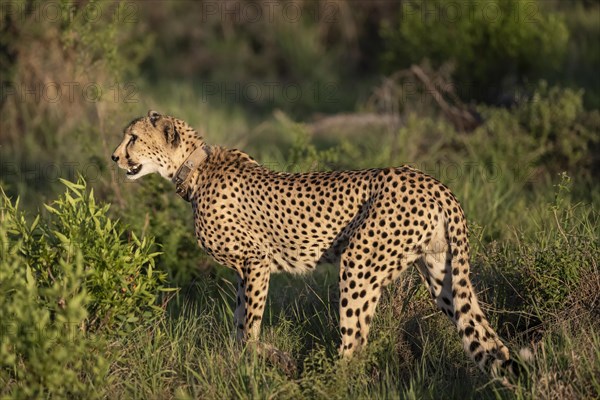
[111,154,119,162]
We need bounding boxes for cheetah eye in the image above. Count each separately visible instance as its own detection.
[130,134,138,144]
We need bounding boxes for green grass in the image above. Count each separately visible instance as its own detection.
[99,271,598,399]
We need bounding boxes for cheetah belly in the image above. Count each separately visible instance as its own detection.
[271,241,334,274]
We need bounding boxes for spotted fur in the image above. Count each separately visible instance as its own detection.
[112,111,515,376]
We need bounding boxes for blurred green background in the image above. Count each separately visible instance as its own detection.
[1,1,599,398]
[1,0,598,281]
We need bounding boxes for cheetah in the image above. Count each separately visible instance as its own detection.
[112,110,518,376]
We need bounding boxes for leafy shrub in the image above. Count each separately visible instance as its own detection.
[0,245,107,398]
[475,173,599,329]
[520,173,599,318]
[0,198,106,398]
[381,0,569,102]
[1,178,169,332]
[552,1,600,108]
[276,111,341,172]
[516,81,599,171]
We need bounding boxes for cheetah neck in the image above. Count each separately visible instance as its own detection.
[171,143,211,201]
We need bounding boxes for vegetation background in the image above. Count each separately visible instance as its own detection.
[1,0,598,398]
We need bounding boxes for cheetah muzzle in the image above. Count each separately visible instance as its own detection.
[112,110,519,378]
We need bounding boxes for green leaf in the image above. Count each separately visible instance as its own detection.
[53,230,71,246]
[59,178,86,191]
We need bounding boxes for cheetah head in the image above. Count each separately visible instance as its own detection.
[112,110,203,180]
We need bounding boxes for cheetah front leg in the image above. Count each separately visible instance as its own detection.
[233,257,296,374]
[338,253,386,358]
[233,274,246,342]
[234,257,270,343]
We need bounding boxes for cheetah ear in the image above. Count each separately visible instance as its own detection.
[147,110,179,146]
[164,121,180,147]
[148,110,161,126]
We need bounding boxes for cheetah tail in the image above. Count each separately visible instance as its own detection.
[448,240,518,378]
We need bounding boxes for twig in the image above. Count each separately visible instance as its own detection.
[410,64,479,131]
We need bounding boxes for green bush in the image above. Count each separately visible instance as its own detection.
[381,0,569,101]
[0,243,107,398]
[1,178,169,332]
[475,173,599,327]
[520,173,598,317]
[0,198,106,397]
[516,81,599,171]
[549,1,600,108]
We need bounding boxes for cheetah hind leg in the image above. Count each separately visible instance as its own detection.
[337,256,387,358]
[416,250,511,375]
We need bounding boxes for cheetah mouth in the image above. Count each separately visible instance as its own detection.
[126,164,142,176]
